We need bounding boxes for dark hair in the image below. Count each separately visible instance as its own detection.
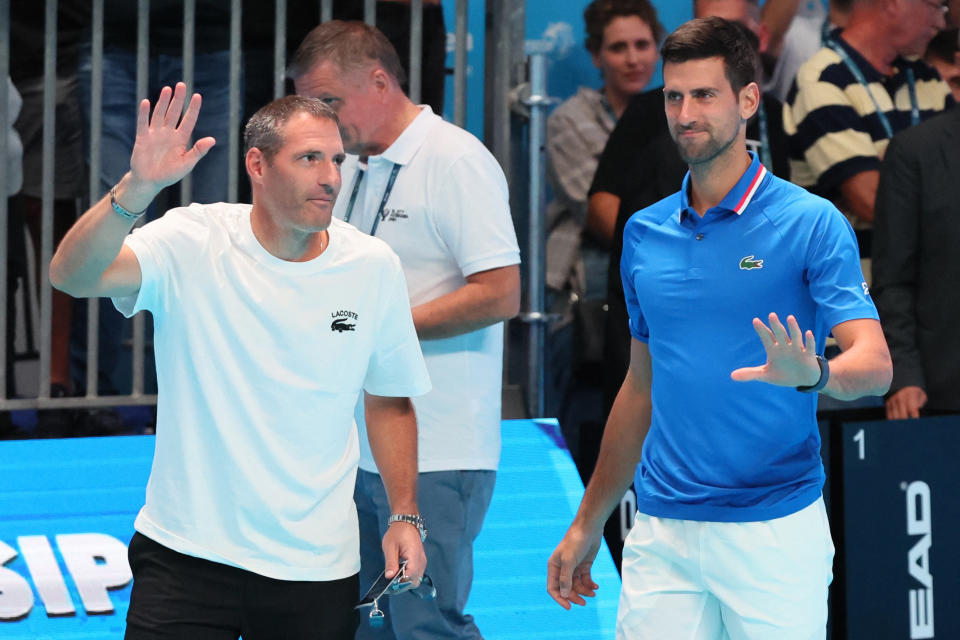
[926,28,960,63]
[584,0,665,53]
[243,96,339,162]
[287,20,407,86]
[660,16,761,93]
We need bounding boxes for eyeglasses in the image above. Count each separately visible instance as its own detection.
[355,561,438,628]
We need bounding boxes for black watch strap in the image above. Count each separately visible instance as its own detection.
[796,354,830,393]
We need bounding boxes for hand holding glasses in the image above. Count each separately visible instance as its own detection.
[354,559,437,627]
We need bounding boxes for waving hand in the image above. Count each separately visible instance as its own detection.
[129,82,216,194]
[730,313,822,388]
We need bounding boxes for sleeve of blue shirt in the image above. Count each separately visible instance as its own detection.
[801,200,880,330]
[620,214,650,343]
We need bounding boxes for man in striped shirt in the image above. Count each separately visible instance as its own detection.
[784,0,952,239]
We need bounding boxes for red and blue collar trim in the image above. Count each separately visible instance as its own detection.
[731,162,768,215]
[678,152,769,221]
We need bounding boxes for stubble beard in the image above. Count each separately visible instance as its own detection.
[674,119,743,167]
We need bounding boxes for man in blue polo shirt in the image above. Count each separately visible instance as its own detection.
[547,17,892,640]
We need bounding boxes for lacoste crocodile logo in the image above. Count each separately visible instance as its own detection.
[739,255,764,270]
[331,318,356,332]
[331,309,358,332]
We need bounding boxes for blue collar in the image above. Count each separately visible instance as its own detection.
[678,152,769,222]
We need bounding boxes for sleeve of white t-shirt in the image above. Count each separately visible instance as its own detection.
[363,250,432,397]
[111,206,208,318]
[432,146,521,277]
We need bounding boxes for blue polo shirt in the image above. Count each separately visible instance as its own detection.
[622,152,877,522]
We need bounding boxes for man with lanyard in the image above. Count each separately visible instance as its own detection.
[289,21,521,640]
[548,17,892,639]
[784,0,952,261]
[50,88,431,638]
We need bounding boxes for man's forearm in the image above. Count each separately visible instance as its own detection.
[365,394,419,513]
[585,191,620,247]
[412,265,520,340]
[49,173,154,297]
[821,347,892,400]
[822,319,893,401]
[839,170,879,223]
[573,372,651,532]
[761,0,805,58]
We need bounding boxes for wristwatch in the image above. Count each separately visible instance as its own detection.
[110,185,146,221]
[796,354,830,393]
[387,513,427,542]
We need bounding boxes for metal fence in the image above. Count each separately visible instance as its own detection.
[0,0,524,414]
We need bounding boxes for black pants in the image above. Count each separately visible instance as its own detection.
[125,533,358,639]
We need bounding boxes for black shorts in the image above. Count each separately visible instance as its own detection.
[125,532,358,640]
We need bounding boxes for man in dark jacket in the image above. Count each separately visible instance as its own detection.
[872,107,960,419]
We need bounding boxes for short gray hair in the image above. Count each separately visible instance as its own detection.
[243,96,339,162]
[287,20,407,86]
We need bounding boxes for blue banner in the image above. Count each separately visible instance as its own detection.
[1,421,621,639]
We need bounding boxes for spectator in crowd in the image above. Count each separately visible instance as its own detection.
[50,87,430,639]
[925,27,960,101]
[543,0,664,479]
[75,0,237,407]
[548,17,891,637]
[783,0,952,255]
[290,21,521,640]
[873,107,960,419]
[10,2,88,435]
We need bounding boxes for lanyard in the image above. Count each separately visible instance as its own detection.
[906,68,920,126]
[756,98,773,172]
[343,162,402,237]
[824,37,920,139]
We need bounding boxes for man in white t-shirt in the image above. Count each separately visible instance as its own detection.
[50,87,431,639]
[290,21,521,640]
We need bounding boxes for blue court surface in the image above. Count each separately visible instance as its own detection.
[0,418,619,639]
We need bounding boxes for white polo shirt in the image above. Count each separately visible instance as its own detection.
[333,106,521,473]
[113,204,431,580]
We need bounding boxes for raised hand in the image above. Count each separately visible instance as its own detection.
[730,313,822,388]
[128,82,216,196]
[547,525,601,610]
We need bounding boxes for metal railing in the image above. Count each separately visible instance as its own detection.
[0,0,483,413]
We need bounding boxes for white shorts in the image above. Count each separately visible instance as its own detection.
[616,497,834,640]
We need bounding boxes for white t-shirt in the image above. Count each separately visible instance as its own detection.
[113,204,431,581]
[333,106,521,473]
